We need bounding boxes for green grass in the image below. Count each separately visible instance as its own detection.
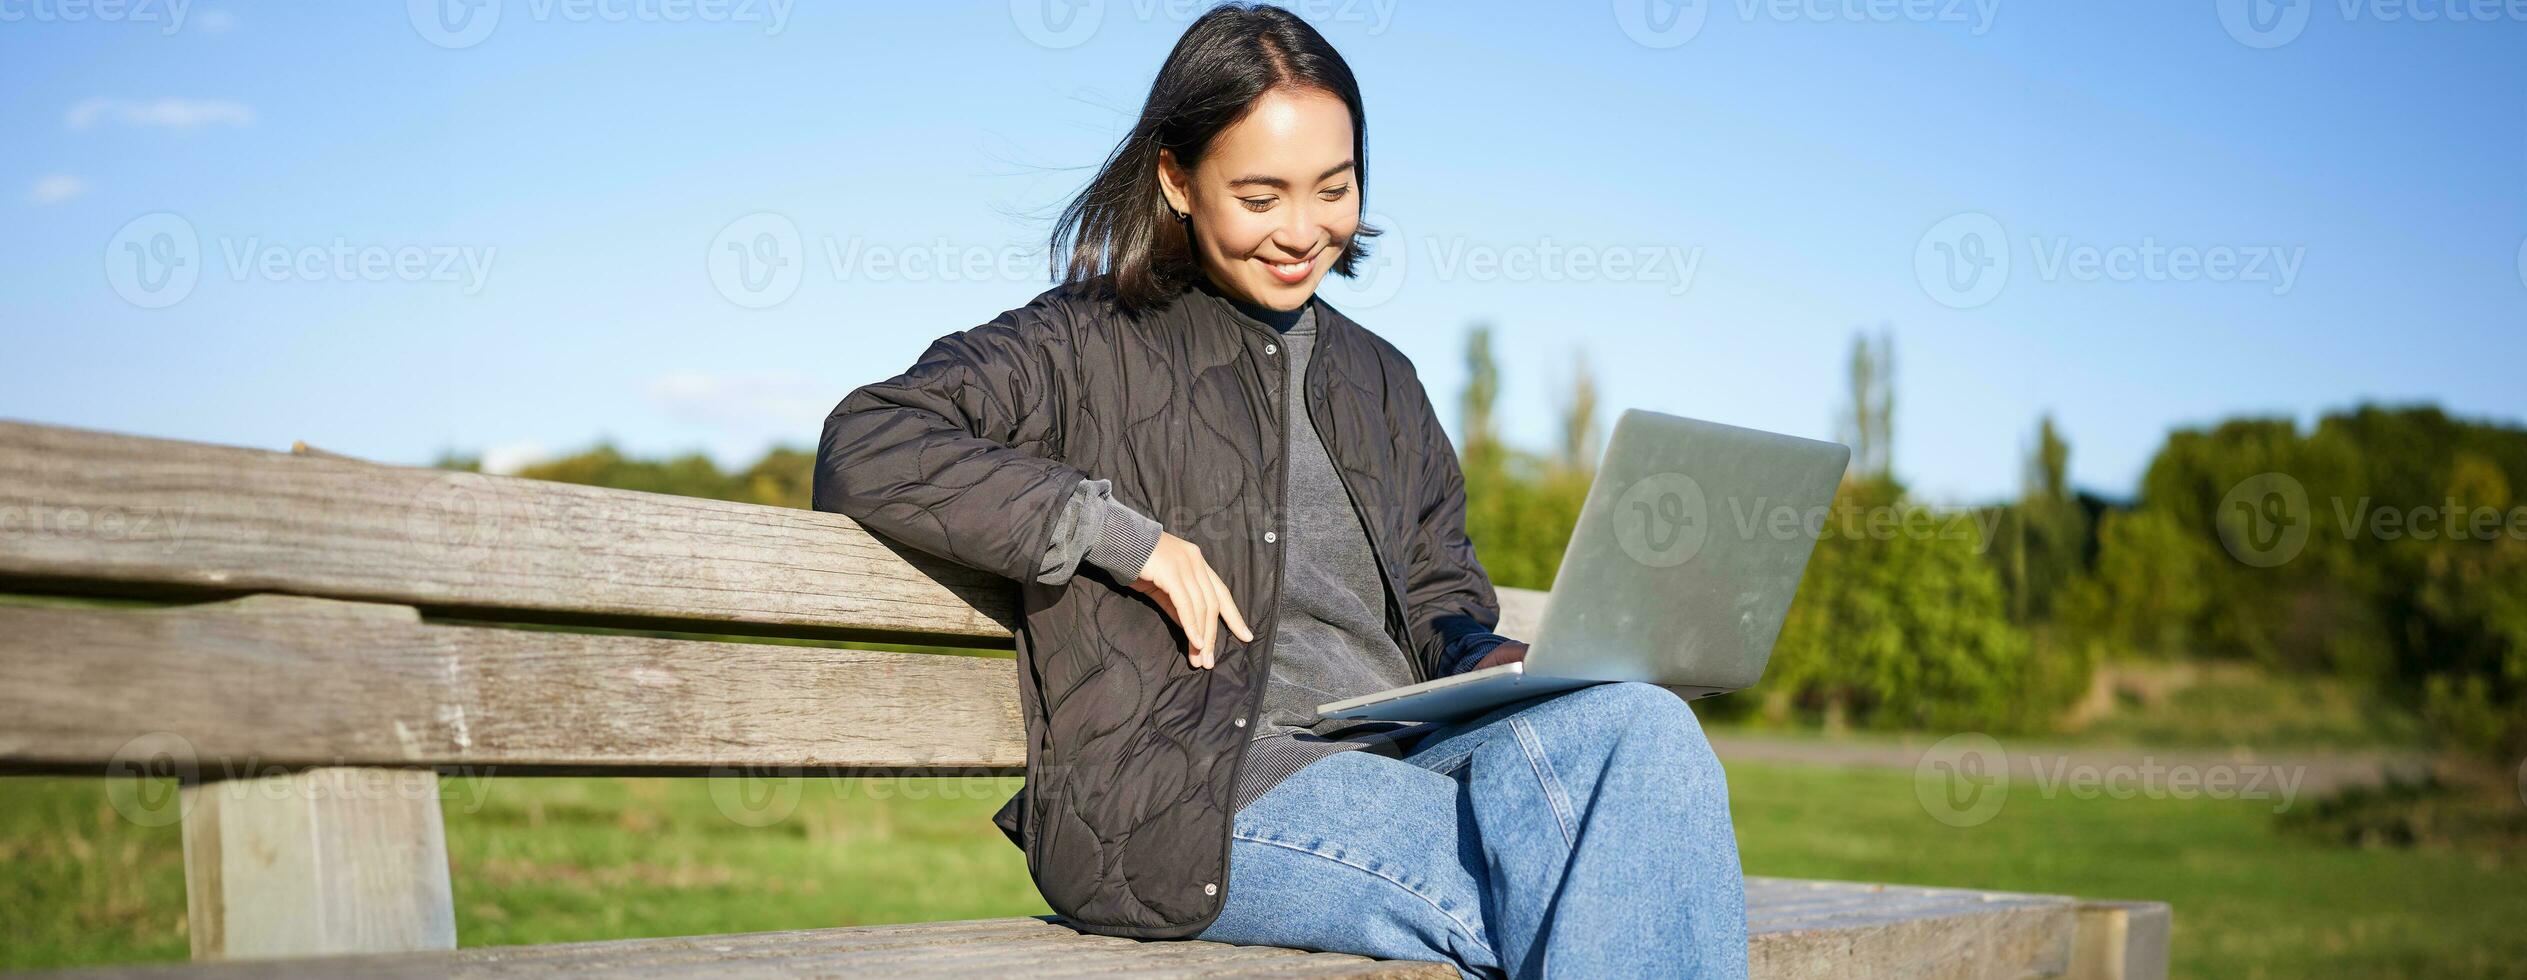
[2063,662,2428,751]
[4,763,2519,978]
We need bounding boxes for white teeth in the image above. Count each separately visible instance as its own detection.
[1270,259,1307,275]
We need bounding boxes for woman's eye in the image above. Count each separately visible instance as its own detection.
[1320,185,1351,201]
[1240,197,1275,212]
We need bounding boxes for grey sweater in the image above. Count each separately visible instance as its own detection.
[1035,302,1430,812]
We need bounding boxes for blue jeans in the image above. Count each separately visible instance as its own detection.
[1193,681,1748,979]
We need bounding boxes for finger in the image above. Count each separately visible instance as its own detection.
[1197,575,1231,664]
[1210,572,1254,644]
[1187,586,1215,657]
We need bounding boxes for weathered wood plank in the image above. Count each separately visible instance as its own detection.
[44,917,1455,978]
[1746,878,2083,980]
[0,420,1015,644]
[180,766,457,960]
[36,883,2160,978]
[0,420,1551,646]
[0,595,1025,774]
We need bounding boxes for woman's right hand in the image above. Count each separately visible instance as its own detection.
[1128,532,1254,670]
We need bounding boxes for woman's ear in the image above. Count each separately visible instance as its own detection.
[1155,148,1191,217]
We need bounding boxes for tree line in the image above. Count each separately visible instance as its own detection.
[451,328,2526,758]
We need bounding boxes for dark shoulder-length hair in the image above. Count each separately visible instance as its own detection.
[1049,2,1381,312]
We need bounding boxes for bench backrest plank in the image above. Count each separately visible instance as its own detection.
[0,595,1026,776]
[0,421,1016,644]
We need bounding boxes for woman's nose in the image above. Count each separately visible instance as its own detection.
[1272,202,1328,256]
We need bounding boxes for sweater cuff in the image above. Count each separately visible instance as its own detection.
[1084,494,1164,584]
[1441,632,1514,677]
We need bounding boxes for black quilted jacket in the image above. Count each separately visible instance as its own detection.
[813,275,1509,939]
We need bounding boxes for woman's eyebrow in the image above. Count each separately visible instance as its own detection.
[1227,160,1357,190]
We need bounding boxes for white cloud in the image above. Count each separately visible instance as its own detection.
[26,175,89,204]
[480,443,551,476]
[647,372,832,443]
[66,97,255,131]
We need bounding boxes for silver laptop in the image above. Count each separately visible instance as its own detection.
[1318,409,1851,724]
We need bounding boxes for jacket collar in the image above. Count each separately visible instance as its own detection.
[1185,272,1326,341]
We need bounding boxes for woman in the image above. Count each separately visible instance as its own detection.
[813,5,1746,977]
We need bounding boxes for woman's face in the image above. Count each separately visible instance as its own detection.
[1158,86,1360,312]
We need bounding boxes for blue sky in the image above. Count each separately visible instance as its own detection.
[4,1,2522,503]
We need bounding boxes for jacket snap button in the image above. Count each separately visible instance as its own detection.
[1263,530,1278,544]
[1205,882,1218,896]
[1234,716,1246,727]
[1265,343,1278,355]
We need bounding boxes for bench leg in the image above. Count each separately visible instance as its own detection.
[2066,901,2172,980]
[180,767,458,960]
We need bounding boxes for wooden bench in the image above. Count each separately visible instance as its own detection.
[0,421,2170,978]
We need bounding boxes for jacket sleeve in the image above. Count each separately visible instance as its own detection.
[1035,477,1166,587]
[814,300,1101,585]
[1397,374,1516,679]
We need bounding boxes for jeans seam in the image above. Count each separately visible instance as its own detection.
[1417,749,1474,777]
[1510,718,1577,848]
[1232,831,1498,960]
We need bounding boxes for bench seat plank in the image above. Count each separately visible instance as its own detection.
[40,879,2108,979]
[45,917,1455,978]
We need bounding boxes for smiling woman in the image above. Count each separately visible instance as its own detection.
[1046,5,1380,312]
[814,4,1748,977]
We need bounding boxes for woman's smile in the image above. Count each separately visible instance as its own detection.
[1259,252,1321,285]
